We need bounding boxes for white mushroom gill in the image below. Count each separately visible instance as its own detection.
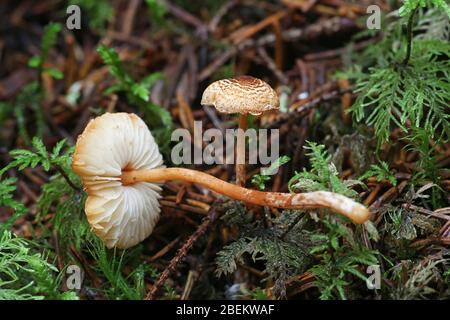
[72,113,164,249]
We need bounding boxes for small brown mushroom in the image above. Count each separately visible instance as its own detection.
[73,113,370,249]
[201,76,279,186]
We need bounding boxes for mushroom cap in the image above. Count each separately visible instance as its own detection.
[200,76,279,116]
[72,113,164,249]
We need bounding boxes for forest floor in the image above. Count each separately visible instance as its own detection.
[0,0,449,300]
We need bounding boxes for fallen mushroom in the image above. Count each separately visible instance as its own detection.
[73,113,369,249]
[201,76,279,186]
[72,113,164,249]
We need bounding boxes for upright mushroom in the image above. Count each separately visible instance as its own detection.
[201,76,279,186]
[73,112,370,249]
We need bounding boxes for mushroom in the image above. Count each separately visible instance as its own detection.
[73,112,370,249]
[72,113,163,249]
[201,76,279,186]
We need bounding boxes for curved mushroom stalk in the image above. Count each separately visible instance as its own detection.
[73,112,370,249]
[121,168,370,224]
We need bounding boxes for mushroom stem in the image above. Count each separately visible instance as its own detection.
[121,167,370,224]
[236,113,248,186]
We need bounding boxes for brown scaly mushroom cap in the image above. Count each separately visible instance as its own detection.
[201,76,279,115]
[72,113,164,249]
